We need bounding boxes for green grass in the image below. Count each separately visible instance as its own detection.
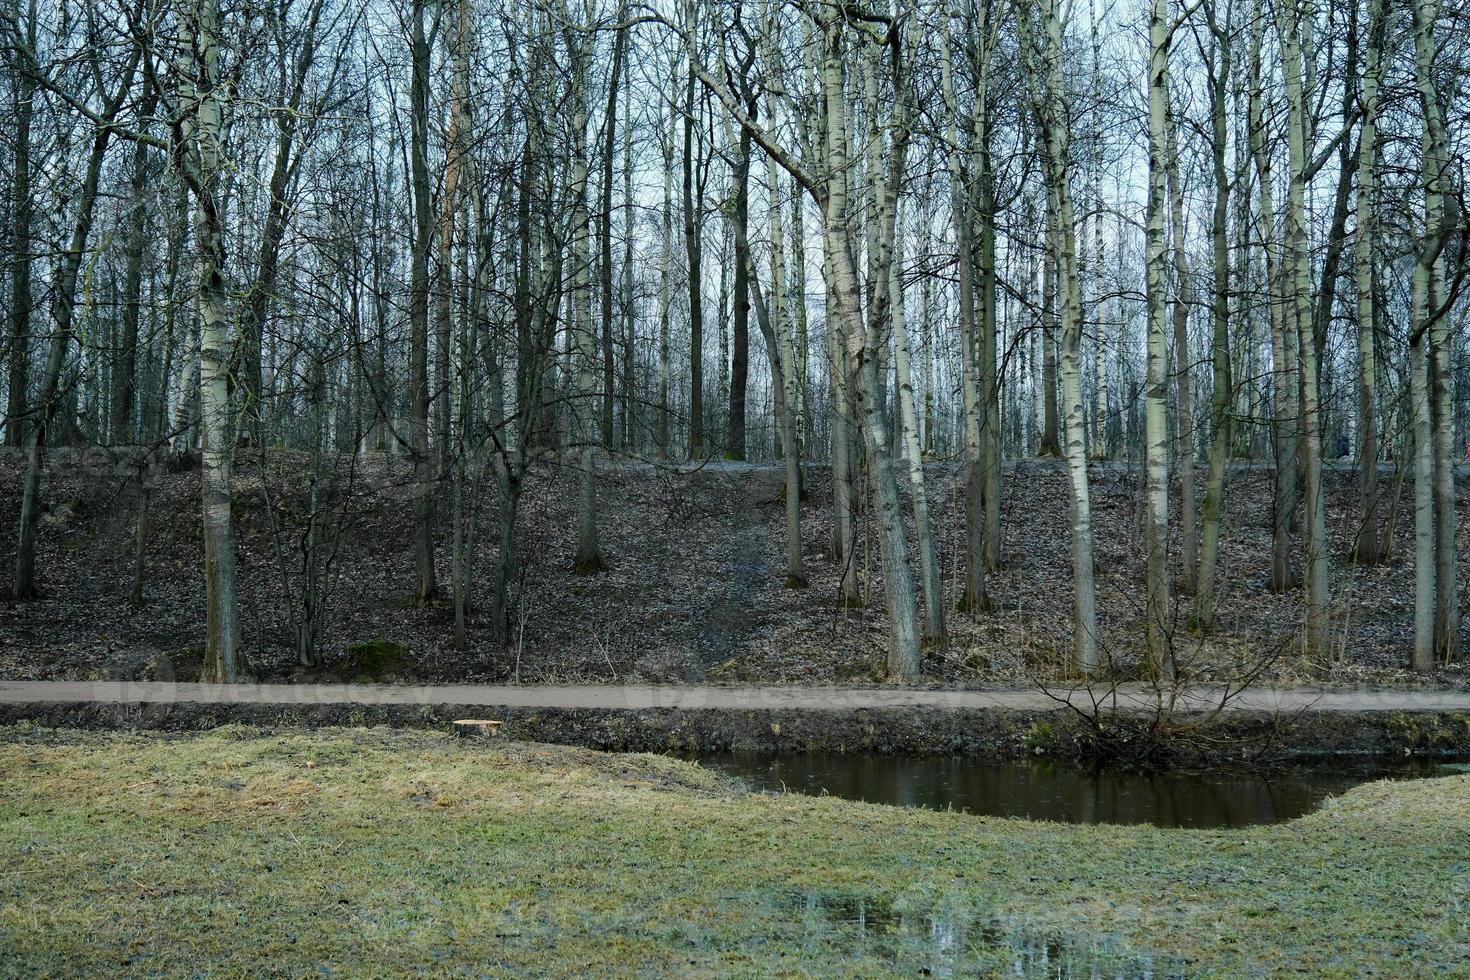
[1,726,1467,977]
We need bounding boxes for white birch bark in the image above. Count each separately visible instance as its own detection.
[1278,0,1330,656]
[183,0,240,681]
[1025,0,1099,672]
[891,201,945,643]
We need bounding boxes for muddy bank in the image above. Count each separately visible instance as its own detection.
[4,698,1469,762]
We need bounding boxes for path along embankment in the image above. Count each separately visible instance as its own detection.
[3,681,1469,761]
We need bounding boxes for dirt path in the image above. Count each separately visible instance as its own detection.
[3,680,1468,713]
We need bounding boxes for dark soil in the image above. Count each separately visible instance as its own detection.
[0,446,1464,689]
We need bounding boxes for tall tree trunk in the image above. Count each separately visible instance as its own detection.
[566,13,603,575]
[4,0,36,449]
[619,88,635,449]
[181,0,240,681]
[683,52,705,458]
[978,122,1002,574]
[790,172,811,450]
[727,122,752,460]
[1279,0,1330,657]
[748,151,804,588]
[940,13,989,612]
[1166,121,1198,597]
[599,5,626,448]
[1196,15,1233,629]
[1026,0,1099,673]
[1411,0,1457,664]
[1353,0,1388,565]
[826,253,860,607]
[891,204,945,644]
[656,114,673,457]
[435,0,470,475]
[112,80,157,445]
[1039,255,1061,457]
[408,0,438,603]
[1249,4,1298,594]
[1143,0,1173,673]
[1410,290,1435,673]
[817,16,921,678]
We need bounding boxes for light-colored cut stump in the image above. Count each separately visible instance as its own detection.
[452,719,504,738]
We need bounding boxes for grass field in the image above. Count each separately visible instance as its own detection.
[1,725,1467,976]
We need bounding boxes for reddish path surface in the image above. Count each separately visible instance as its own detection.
[2,680,1468,713]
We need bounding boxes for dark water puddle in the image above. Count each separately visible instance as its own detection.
[686,751,1465,828]
[767,888,1186,977]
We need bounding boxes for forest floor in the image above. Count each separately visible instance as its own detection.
[1,725,1467,976]
[0,447,1465,690]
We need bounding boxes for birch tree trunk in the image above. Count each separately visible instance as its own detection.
[1166,121,1198,596]
[815,15,921,678]
[892,203,946,644]
[1411,0,1456,665]
[1143,0,1173,672]
[1026,0,1099,672]
[181,0,240,681]
[1279,0,1330,657]
[825,246,860,606]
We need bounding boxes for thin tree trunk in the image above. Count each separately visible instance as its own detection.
[940,14,989,612]
[1196,16,1233,629]
[1166,121,1198,597]
[112,80,157,445]
[599,4,626,448]
[1250,5,1298,594]
[1353,0,1387,565]
[656,115,673,457]
[748,153,804,587]
[891,204,945,643]
[683,50,705,458]
[727,121,751,460]
[1279,0,1330,657]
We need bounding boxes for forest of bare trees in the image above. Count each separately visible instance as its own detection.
[2,0,1467,684]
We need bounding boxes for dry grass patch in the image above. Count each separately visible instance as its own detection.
[1,724,1467,976]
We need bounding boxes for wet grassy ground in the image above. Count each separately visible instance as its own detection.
[1,725,1467,976]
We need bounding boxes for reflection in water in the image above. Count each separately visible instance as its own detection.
[769,888,1186,978]
[686,752,1459,828]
